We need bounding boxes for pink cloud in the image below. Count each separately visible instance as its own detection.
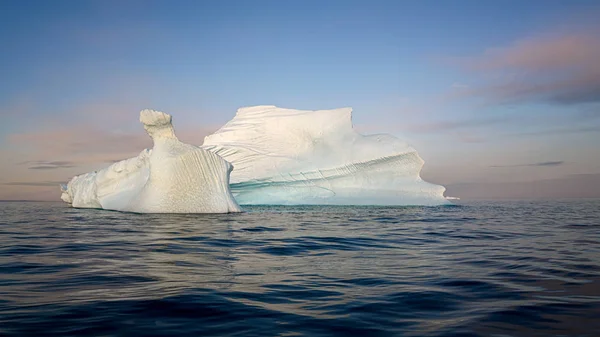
[469,34,600,71]
[450,26,600,105]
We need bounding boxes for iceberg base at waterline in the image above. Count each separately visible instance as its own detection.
[202,105,449,206]
[60,109,242,213]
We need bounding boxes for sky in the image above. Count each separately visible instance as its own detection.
[1,0,599,200]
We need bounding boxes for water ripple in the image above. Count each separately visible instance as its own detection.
[1,200,599,336]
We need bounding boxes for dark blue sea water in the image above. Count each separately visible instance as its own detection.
[1,200,599,337]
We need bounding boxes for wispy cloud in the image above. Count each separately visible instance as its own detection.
[468,35,599,71]
[18,160,77,170]
[450,26,600,106]
[491,161,565,168]
[535,161,566,167]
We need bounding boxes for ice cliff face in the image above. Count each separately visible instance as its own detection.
[202,105,448,206]
[60,110,241,213]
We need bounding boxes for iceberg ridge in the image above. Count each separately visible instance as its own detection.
[203,106,448,206]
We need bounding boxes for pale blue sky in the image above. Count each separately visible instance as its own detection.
[1,0,599,199]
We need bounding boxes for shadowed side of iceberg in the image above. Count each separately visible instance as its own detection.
[202,106,449,206]
[60,109,241,213]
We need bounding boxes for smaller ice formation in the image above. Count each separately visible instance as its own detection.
[203,105,449,206]
[60,109,241,213]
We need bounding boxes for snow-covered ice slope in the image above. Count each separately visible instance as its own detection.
[60,110,241,213]
[202,105,448,205]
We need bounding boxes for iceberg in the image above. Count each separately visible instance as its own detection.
[202,105,449,206]
[60,109,242,213]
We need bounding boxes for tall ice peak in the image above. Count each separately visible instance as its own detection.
[140,109,176,139]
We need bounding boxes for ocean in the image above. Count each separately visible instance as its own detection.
[1,200,599,336]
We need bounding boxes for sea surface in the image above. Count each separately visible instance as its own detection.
[1,200,599,337]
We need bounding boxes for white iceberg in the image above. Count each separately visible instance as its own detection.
[61,109,242,213]
[202,105,448,206]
